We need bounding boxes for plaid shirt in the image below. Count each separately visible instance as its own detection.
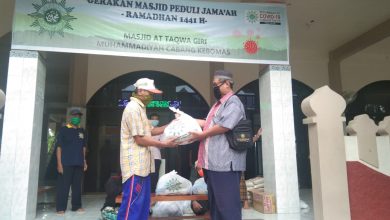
[120,97,155,183]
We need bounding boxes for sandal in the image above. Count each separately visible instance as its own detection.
[56,211,65,216]
[76,208,85,213]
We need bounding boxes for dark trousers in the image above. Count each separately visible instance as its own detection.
[150,159,161,193]
[102,176,122,210]
[56,166,83,211]
[204,169,242,220]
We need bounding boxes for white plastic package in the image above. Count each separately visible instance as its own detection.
[191,178,208,195]
[152,200,193,217]
[155,170,192,195]
[161,107,202,145]
[152,201,184,217]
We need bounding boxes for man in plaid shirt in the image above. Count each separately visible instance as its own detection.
[117,78,177,220]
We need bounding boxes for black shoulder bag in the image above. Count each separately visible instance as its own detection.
[223,96,253,151]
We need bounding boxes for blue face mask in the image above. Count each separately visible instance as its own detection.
[150,120,159,127]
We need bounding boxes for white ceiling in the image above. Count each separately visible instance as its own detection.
[360,37,390,55]
[285,0,390,54]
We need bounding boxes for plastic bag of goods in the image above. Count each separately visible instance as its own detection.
[101,207,118,220]
[252,176,264,185]
[156,170,192,195]
[152,201,184,217]
[192,177,208,195]
[152,201,192,217]
[161,107,202,145]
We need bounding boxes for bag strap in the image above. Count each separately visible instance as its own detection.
[222,95,246,120]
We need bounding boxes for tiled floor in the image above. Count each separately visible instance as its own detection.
[36,189,313,220]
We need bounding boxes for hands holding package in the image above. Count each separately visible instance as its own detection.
[156,108,206,148]
[158,108,204,146]
[157,107,244,146]
[156,108,264,148]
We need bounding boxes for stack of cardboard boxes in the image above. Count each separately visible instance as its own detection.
[249,189,276,214]
[245,177,276,214]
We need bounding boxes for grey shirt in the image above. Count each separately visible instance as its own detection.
[205,95,247,171]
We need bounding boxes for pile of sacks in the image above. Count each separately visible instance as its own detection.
[153,170,207,217]
[244,176,310,212]
[245,176,264,204]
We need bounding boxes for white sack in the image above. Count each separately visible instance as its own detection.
[156,170,192,195]
[192,178,208,195]
[161,107,202,145]
[152,201,193,217]
[152,201,183,217]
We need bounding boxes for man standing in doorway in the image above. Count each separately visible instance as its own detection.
[118,78,177,220]
[191,70,246,220]
[56,108,87,215]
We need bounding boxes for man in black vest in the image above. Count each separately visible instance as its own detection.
[55,108,87,215]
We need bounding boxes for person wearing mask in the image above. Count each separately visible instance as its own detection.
[149,113,162,193]
[55,108,87,215]
[190,70,246,220]
[118,78,177,220]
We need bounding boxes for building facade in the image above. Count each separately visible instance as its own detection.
[0,0,389,219]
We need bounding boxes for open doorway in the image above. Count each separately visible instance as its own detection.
[236,79,313,188]
[85,70,210,192]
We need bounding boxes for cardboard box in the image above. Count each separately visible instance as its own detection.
[249,189,276,214]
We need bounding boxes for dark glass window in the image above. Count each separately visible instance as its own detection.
[237,79,313,188]
[345,81,390,124]
[0,33,11,152]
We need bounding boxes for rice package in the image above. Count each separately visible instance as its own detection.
[161,107,202,145]
[156,170,192,195]
[152,201,183,217]
[152,201,192,217]
[192,178,208,195]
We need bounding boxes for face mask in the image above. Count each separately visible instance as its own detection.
[71,117,81,126]
[213,83,223,100]
[142,94,153,105]
[150,120,159,127]
[133,92,153,106]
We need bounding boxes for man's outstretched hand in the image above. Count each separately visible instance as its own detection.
[189,131,205,143]
[161,137,179,148]
[253,128,263,142]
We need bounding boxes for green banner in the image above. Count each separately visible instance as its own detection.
[12,0,289,64]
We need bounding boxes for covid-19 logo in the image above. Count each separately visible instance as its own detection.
[245,10,259,24]
[29,0,77,38]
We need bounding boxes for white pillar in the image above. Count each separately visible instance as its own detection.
[0,50,46,220]
[259,64,300,213]
[301,86,351,220]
